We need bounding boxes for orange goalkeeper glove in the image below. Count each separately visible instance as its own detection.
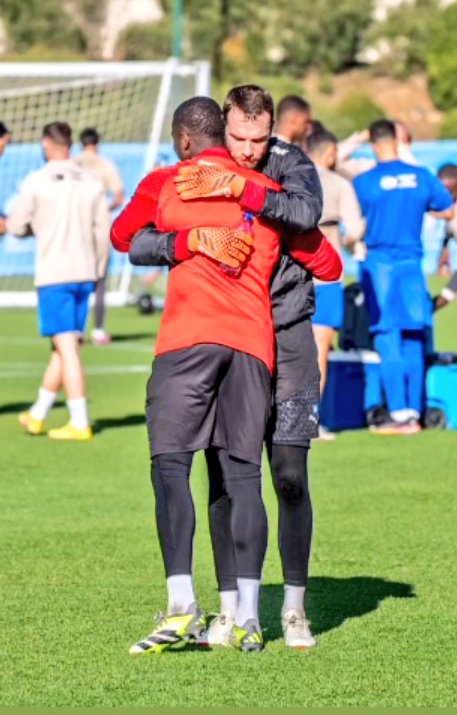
[187,226,253,268]
[174,161,246,200]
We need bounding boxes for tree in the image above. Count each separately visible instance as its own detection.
[258,0,373,75]
[361,0,441,77]
[0,0,85,53]
[425,3,457,111]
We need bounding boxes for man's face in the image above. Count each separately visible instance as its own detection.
[225,107,272,169]
[324,142,338,170]
[294,110,312,143]
[0,133,10,157]
[441,176,457,201]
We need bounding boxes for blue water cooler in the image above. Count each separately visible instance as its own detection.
[320,350,382,431]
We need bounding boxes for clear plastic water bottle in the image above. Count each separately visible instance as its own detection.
[220,212,254,278]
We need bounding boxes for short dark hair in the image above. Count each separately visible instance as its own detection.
[369,119,396,143]
[80,127,100,146]
[438,163,457,181]
[223,84,274,128]
[0,121,10,138]
[42,121,72,147]
[277,95,310,121]
[172,97,225,141]
[307,129,338,154]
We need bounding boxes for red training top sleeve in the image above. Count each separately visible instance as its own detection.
[110,169,172,253]
[286,228,343,282]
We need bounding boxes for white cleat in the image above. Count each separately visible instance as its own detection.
[282,609,316,650]
[315,425,336,441]
[206,614,235,646]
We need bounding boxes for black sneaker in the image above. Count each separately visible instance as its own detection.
[366,405,390,428]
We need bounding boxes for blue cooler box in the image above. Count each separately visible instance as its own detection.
[426,365,457,429]
[320,350,381,432]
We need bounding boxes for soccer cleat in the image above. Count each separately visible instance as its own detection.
[205,614,235,646]
[228,619,264,652]
[129,604,206,655]
[18,411,46,436]
[282,609,316,650]
[365,405,391,428]
[370,418,421,435]
[48,423,93,441]
[314,425,336,441]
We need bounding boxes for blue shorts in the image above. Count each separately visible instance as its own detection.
[312,283,344,329]
[37,281,95,337]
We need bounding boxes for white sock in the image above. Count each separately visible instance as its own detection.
[235,578,260,627]
[67,397,89,429]
[30,387,57,420]
[282,584,306,615]
[219,590,238,618]
[166,575,196,615]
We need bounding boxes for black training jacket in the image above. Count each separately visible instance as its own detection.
[129,138,323,330]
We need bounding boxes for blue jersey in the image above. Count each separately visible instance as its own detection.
[354,160,452,260]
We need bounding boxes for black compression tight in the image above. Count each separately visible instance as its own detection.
[152,450,267,581]
[267,443,313,587]
[151,452,195,576]
[207,443,312,590]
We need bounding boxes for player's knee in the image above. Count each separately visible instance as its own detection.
[273,469,307,504]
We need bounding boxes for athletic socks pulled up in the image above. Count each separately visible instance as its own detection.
[235,578,260,628]
[30,387,57,420]
[219,590,238,618]
[67,397,89,429]
[282,584,306,615]
[166,574,196,615]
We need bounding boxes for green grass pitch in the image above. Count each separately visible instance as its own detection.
[1,287,456,707]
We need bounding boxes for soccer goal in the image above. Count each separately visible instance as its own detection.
[0,59,211,307]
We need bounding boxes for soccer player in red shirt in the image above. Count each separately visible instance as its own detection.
[111,97,341,654]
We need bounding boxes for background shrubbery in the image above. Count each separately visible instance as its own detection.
[1,0,457,137]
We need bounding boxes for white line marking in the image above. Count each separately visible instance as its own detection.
[0,335,154,354]
[0,365,150,379]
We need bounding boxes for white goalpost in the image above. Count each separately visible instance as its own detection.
[0,59,211,307]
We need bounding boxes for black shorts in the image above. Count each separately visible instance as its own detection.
[146,344,271,465]
[268,319,320,446]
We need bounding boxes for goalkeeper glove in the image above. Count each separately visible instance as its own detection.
[174,161,246,200]
[187,226,253,268]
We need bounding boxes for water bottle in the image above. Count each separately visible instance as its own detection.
[220,212,254,278]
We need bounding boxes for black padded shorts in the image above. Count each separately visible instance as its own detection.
[268,319,320,446]
[146,344,271,465]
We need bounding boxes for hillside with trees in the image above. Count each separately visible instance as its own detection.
[0,0,456,137]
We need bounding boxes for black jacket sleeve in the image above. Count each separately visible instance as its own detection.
[260,140,323,233]
[129,224,178,267]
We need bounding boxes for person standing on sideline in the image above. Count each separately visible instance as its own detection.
[435,163,457,276]
[7,121,110,440]
[434,164,457,309]
[76,127,124,345]
[354,119,453,434]
[0,120,10,157]
[307,129,366,440]
[275,95,312,146]
[0,121,11,234]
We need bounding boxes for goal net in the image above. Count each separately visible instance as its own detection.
[0,59,211,307]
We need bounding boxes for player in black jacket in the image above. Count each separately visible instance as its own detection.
[131,86,323,649]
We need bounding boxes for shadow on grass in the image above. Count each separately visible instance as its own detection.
[0,400,65,415]
[261,576,415,642]
[93,414,145,434]
[110,333,156,342]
